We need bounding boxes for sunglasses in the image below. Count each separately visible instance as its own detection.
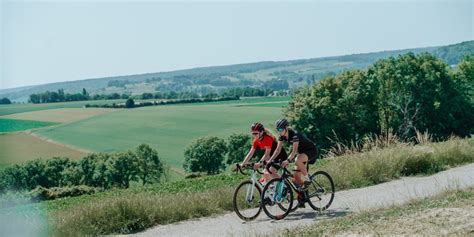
[251,132,259,135]
[277,127,284,132]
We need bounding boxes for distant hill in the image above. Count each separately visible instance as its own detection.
[1,40,472,102]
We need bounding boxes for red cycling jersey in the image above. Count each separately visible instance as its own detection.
[252,134,273,150]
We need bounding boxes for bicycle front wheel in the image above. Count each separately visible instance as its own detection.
[306,171,335,211]
[233,180,262,221]
[261,178,294,220]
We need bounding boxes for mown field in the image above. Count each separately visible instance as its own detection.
[36,97,289,169]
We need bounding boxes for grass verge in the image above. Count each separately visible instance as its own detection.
[278,187,474,236]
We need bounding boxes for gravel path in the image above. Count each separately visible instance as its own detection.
[125,163,474,237]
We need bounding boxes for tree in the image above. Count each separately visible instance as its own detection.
[125,98,135,108]
[183,136,228,174]
[78,153,111,188]
[226,133,251,165]
[0,97,11,104]
[29,94,41,103]
[0,165,28,191]
[106,151,139,188]
[23,159,48,189]
[44,157,75,187]
[135,144,164,185]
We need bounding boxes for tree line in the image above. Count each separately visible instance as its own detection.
[28,86,281,104]
[0,144,164,193]
[85,96,240,109]
[285,53,473,151]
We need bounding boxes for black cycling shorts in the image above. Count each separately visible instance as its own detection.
[301,149,318,164]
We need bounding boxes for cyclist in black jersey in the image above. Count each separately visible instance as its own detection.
[269,118,318,207]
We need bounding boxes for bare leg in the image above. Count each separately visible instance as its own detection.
[294,153,308,185]
[268,166,279,179]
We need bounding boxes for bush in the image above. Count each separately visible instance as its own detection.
[226,133,251,165]
[125,98,135,108]
[29,185,100,201]
[183,136,228,174]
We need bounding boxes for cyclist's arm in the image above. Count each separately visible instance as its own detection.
[241,147,256,165]
[288,142,299,161]
[268,141,283,162]
[260,148,272,163]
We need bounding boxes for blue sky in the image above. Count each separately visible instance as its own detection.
[1,0,472,89]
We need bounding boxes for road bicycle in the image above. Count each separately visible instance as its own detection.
[261,162,335,220]
[233,163,265,221]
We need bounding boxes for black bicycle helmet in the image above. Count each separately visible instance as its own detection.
[275,118,289,130]
[251,122,264,132]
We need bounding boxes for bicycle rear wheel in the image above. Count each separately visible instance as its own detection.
[306,171,335,211]
[262,178,294,220]
[233,180,262,221]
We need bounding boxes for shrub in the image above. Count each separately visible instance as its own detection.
[183,136,228,174]
[125,98,135,108]
[29,185,100,201]
[226,133,251,165]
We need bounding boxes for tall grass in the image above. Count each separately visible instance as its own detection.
[316,135,474,190]
[52,188,234,235]
[51,137,473,235]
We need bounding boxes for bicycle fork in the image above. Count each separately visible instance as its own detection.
[245,171,258,204]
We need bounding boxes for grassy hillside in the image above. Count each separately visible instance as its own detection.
[1,41,472,102]
[36,97,288,169]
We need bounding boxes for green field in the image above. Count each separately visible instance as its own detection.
[0,118,58,133]
[0,97,289,116]
[0,100,125,116]
[36,97,288,169]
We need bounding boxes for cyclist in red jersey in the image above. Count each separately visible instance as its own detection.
[239,122,288,183]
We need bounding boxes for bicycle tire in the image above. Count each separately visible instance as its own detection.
[261,178,294,220]
[233,180,262,221]
[306,170,335,211]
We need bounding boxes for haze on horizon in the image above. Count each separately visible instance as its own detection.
[1,0,472,90]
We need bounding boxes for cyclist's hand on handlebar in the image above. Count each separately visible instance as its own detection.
[282,160,289,167]
[253,162,261,170]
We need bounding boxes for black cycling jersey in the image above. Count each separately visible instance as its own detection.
[278,128,316,154]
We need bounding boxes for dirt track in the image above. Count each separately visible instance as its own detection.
[124,163,474,237]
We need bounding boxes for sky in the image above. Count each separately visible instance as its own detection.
[1,0,472,90]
